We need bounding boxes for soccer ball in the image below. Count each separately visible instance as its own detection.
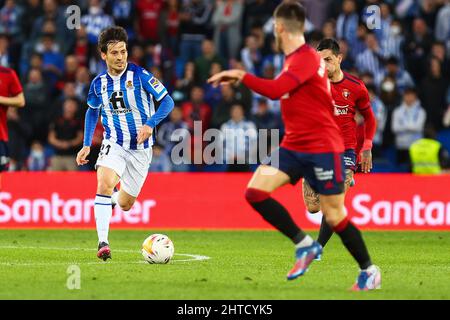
[142,234,174,264]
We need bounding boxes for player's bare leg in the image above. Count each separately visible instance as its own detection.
[245,165,322,280]
[95,166,120,261]
[320,193,381,290]
[314,169,354,248]
[112,188,137,212]
[302,179,320,213]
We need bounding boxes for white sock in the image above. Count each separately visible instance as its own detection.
[94,194,112,244]
[295,235,314,249]
[111,190,119,206]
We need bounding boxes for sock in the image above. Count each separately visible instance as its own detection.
[94,194,112,244]
[111,190,119,206]
[295,235,314,249]
[245,188,307,244]
[317,215,334,247]
[333,217,372,270]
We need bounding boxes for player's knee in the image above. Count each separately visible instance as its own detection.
[245,188,270,204]
[322,209,345,227]
[305,203,321,214]
[118,199,134,211]
[97,181,114,195]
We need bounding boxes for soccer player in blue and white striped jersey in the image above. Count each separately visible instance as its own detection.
[76,27,174,261]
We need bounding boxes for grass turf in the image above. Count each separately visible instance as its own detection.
[0,230,448,300]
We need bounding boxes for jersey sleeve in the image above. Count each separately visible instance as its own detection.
[139,68,168,102]
[87,79,102,109]
[9,69,23,96]
[283,51,320,85]
[356,83,371,111]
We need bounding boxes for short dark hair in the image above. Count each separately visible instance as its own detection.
[274,2,306,33]
[98,26,128,53]
[317,38,340,55]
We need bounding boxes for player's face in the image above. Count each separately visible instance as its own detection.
[318,49,342,78]
[273,19,283,52]
[102,41,128,73]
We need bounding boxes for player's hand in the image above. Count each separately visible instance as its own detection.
[207,70,246,88]
[76,146,90,166]
[137,125,153,145]
[360,149,372,173]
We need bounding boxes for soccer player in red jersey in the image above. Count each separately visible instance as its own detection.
[208,3,381,290]
[302,38,377,250]
[0,66,25,188]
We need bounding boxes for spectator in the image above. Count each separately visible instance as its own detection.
[81,0,114,47]
[178,0,213,63]
[203,62,223,109]
[23,68,50,143]
[74,66,91,102]
[172,61,196,103]
[221,103,257,172]
[381,56,415,94]
[48,98,83,171]
[434,0,450,54]
[20,0,43,42]
[391,87,427,167]
[61,55,79,83]
[381,19,405,66]
[157,106,189,154]
[107,0,136,40]
[0,33,11,67]
[322,19,336,40]
[194,39,226,84]
[7,107,32,171]
[336,0,359,50]
[241,34,263,77]
[409,123,449,174]
[26,140,48,171]
[243,0,276,36]
[262,38,284,77]
[212,0,244,61]
[149,143,172,172]
[73,26,89,68]
[158,0,180,55]
[356,32,385,85]
[420,57,449,130]
[37,33,65,92]
[211,83,238,129]
[366,84,387,158]
[136,0,163,42]
[404,18,434,83]
[181,86,212,132]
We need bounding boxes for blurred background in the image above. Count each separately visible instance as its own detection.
[2,0,450,174]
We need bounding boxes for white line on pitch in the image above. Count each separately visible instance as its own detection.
[0,245,210,266]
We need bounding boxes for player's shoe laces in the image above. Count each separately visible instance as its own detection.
[351,265,381,291]
[287,241,322,280]
[97,242,111,261]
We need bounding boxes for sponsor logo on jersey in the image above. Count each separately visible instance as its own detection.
[334,104,349,115]
[149,77,164,94]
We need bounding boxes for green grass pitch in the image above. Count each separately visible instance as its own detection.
[0,230,449,300]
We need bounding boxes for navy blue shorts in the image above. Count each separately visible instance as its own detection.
[262,147,345,195]
[0,141,9,172]
[344,149,357,172]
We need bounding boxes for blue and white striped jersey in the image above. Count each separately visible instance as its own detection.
[87,63,168,150]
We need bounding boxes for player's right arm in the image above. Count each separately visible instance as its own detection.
[77,79,102,166]
[208,51,319,100]
[0,68,25,108]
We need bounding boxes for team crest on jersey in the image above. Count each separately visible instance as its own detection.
[126,80,134,89]
[101,84,107,93]
[342,89,350,99]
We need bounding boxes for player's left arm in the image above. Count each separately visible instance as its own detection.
[356,84,377,173]
[0,69,25,107]
[139,70,175,144]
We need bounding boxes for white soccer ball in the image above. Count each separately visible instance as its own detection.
[142,234,174,264]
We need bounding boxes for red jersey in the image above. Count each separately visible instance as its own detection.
[243,44,344,153]
[0,67,23,141]
[136,0,163,41]
[331,72,371,150]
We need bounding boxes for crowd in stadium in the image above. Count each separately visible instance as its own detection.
[1,0,450,173]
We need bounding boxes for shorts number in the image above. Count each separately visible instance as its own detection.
[100,144,111,156]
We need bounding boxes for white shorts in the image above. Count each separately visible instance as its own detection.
[96,140,153,198]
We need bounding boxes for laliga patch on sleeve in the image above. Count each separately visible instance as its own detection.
[149,77,164,94]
